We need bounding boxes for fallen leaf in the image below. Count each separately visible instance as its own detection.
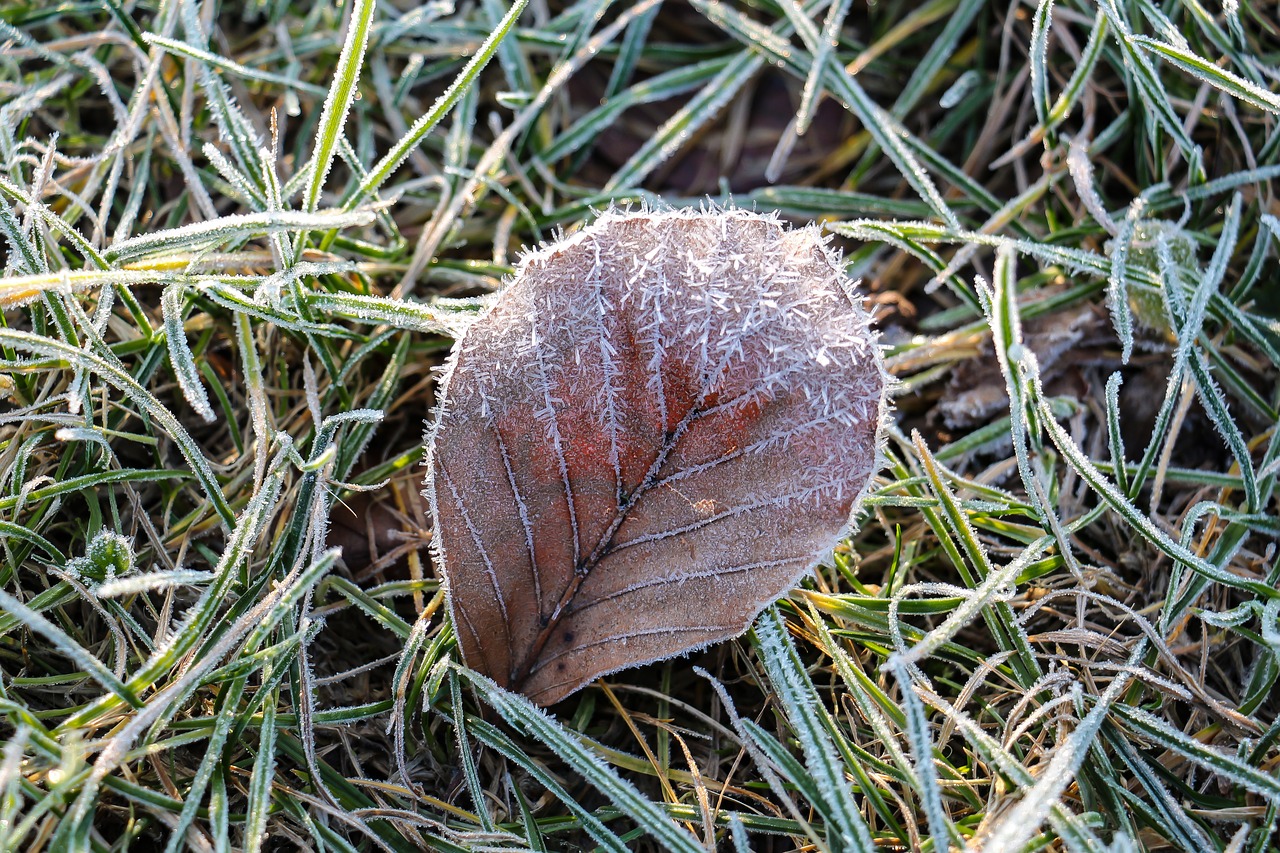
[426,208,889,706]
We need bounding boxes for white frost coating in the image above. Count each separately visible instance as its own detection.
[756,608,876,851]
[162,284,216,423]
[425,204,893,706]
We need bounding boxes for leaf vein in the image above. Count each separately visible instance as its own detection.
[570,556,810,617]
[493,424,542,620]
[438,459,512,642]
[531,325,582,568]
[610,485,837,553]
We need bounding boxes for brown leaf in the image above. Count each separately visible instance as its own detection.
[426,208,889,706]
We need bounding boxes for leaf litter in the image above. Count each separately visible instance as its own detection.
[426,207,890,705]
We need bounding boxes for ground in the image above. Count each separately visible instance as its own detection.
[0,0,1278,850]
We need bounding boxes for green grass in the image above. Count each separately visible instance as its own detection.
[1,0,1278,850]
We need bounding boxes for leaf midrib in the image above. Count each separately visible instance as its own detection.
[511,403,698,689]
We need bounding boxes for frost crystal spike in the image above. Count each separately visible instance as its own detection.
[426,208,890,706]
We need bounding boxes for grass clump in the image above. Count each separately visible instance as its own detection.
[1,0,1278,850]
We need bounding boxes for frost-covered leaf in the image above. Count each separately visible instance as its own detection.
[426,208,889,706]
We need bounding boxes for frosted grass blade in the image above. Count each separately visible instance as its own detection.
[346,0,528,210]
[1133,36,1280,114]
[754,608,876,852]
[106,210,373,264]
[161,285,215,423]
[304,0,377,213]
[462,669,703,853]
